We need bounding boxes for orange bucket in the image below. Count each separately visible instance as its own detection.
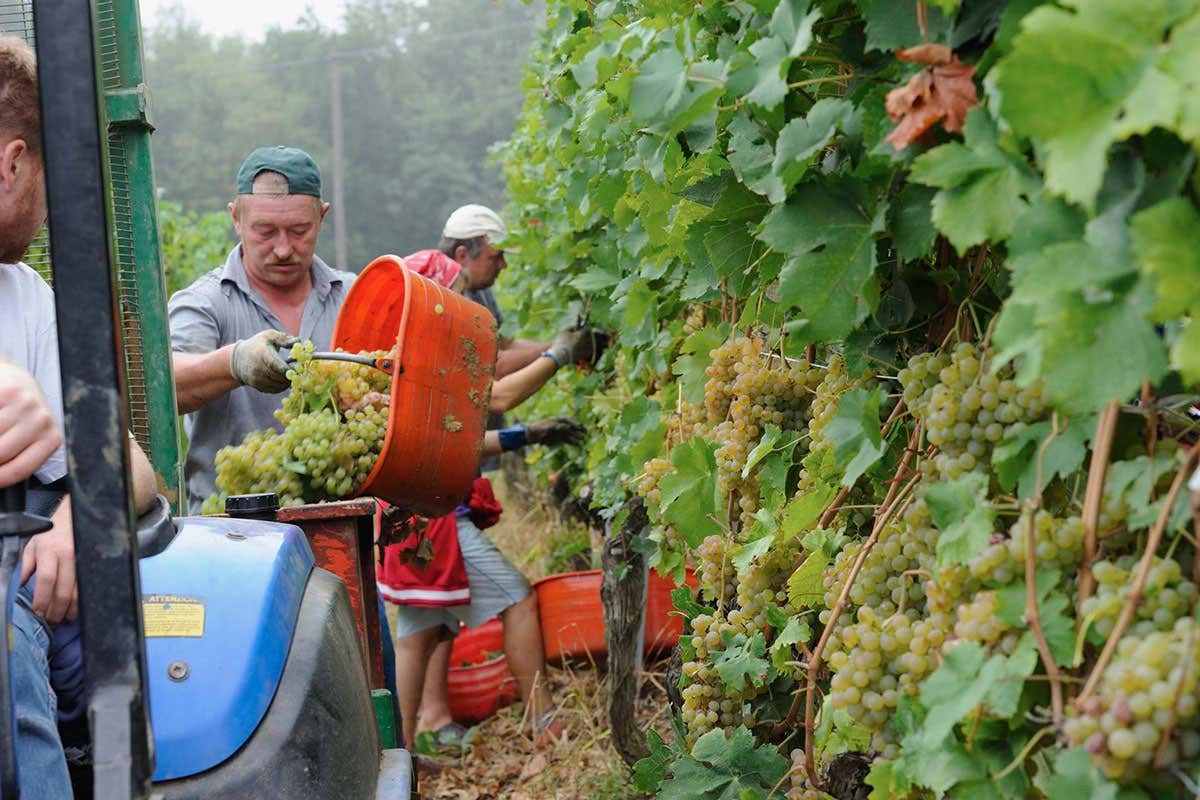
[450,618,504,667]
[644,568,698,654]
[448,618,515,722]
[447,654,518,723]
[332,255,497,517]
[534,570,605,663]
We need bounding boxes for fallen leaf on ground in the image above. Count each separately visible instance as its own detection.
[519,753,549,780]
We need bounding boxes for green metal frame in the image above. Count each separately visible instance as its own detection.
[5,0,183,509]
[94,0,184,510]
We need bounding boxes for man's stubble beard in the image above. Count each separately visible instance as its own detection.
[0,229,38,265]
[0,188,45,265]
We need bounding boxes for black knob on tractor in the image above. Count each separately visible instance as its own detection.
[0,483,53,537]
[225,493,280,521]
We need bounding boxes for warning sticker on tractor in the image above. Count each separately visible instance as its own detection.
[142,594,206,638]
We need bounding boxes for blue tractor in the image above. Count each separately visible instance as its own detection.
[0,1,440,797]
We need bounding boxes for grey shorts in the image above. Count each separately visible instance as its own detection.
[388,515,531,638]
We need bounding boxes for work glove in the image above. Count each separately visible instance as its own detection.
[546,325,597,369]
[525,417,586,447]
[229,329,297,393]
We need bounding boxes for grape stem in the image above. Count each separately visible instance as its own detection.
[1024,414,1067,726]
[788,403,908,596]
[1077,402,1120,633]
[1142,380,1158,456]
[1075,441,1200,707]
[787,424,923,787]
[993,725,1055,781]
[1192,491,1200,583]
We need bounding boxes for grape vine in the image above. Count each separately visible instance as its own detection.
[496,0,1200,797]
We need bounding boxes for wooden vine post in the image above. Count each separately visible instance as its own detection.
[601,495,651,766]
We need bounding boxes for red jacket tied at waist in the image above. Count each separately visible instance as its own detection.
[377,477,502,607]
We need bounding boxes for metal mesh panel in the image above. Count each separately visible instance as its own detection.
[0,0,34,43]
[95,0,152,451]
[1,0,52,284]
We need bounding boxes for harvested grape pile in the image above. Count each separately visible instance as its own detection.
[201,341,392,512]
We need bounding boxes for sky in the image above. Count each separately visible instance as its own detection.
[138,0,347,40]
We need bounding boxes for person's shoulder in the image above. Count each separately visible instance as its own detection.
[168,265,225,304]
[330,267,358,297]
[0,261,53,294]
[0,262,55,313]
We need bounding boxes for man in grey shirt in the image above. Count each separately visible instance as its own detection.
[168,146,356,512]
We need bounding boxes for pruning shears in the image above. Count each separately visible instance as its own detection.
[281,346,398,376]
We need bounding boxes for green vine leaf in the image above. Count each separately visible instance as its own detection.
[761,178,886,342]
[658,437,724,547]
[918,642,1007,753]
[924,473,994,567]
[658,726,789,800]
[714,631,773,691]
[824,387,888,487]
[1131,197,1200,382]
[909,108,1039,253]
[995,0,1200,209]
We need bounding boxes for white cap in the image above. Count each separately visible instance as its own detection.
[442,204,508,243]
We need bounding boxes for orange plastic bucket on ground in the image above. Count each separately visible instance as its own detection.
[534,570,605,663]
[332,255,497,517]
[448,618,515,722]
[644,568,698,654]
[447,654,518,723]
[450,618,504,667]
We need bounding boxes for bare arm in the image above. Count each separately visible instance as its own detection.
[488,357,557,413]
[128,438,157,514]
[172,346,239,414]
[482,430,502,459]
[495,337,551,379]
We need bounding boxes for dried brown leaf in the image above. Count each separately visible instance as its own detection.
[885,54,978,150]
[518,753,549,780]
[896,43,953,65]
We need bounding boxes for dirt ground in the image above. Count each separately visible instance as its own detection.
[418,658,672,800]
[412,474,672,800]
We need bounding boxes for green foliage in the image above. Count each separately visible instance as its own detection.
[713,631,773,692]
[499,0,1200,795]
[925,473,995,566]
[824,387,888,487]
[157,200,232,296]
[657,727,789,800]
[658,436,724,546]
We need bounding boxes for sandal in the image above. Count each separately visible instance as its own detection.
[434,721,469,748]
[532,707,566,747]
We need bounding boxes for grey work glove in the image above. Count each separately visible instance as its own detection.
[545,325,597,369]
[525,417,586,447]
[229,329,297,393]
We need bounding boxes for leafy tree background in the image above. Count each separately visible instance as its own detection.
[145,0,542,278]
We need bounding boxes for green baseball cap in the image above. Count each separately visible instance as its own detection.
[236,146,322,198]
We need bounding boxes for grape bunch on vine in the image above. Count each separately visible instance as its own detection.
[496,0,1200,797]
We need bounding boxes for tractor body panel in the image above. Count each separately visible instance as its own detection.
[140,516,312,780]
[150,567,395,799]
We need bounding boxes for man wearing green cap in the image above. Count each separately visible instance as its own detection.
[168,145,354,512]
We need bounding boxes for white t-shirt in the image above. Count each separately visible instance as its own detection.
[0,261,67,483]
